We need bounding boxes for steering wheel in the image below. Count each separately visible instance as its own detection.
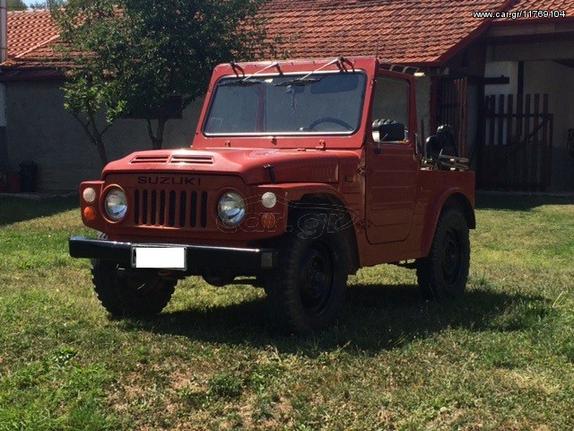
[308,117,353,132]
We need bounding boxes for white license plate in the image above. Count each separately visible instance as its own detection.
[133,247,187,270]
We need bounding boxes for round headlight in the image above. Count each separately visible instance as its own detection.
[218,192,246,226]
[104,188,128,221]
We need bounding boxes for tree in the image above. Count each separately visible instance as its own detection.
[50,0,268,166]
[7,0,28,10]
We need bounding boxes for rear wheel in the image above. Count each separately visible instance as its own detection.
[265,209,349,334]
[91,259,176,317]
[416,208,470,300]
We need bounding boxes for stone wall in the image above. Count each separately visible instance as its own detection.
[5,79,203,191]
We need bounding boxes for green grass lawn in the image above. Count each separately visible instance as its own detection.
[0,194,573,430]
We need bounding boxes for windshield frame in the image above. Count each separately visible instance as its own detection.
[201,69,368,138]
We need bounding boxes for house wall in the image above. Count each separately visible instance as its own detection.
[523,60,574,191]
[488,38,574,62]
[484,61,518,96]
[0,83,7,171]
[5,80,204,192]
[415,76,431,144]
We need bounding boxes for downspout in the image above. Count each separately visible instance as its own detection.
[0,0,7,173]
[0,0,6,64]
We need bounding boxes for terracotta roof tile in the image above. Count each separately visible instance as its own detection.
[5,0,571,71]
[261,0,512,65]
[6,10,59,59]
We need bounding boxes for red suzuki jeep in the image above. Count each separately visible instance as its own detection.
[70,57,475,333]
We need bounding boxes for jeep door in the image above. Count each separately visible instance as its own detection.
[365,71,418,244]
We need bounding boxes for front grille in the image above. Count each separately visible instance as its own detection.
[133,189,209,229]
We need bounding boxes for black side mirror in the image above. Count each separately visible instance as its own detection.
[372,119,405,144]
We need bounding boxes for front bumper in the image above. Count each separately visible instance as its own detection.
[69,236,277,275]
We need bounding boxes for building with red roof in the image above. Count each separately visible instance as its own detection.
[1,0,573,191]
[263,0,520,65]
[3,9,65,72]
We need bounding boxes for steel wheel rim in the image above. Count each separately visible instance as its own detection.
[442,229,462,285]
[299,242,334,313]
[115,266,162,294]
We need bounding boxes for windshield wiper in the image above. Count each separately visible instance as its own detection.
[230,61,281,86]
[275,77,322,87]
[220,78,267,87]
[274,57,349,87]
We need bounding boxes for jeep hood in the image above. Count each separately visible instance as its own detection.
[102,148,361,185]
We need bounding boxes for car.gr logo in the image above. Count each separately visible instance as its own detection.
[137,176,201,186]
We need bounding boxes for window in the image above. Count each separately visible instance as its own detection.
[371,76,410,142]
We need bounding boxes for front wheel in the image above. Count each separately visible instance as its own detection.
[416,208,470,300]
[265,210,349,334]
[91,260,176,317]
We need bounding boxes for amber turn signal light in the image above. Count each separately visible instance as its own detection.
[261,213,276,229]
[83,206,97,221]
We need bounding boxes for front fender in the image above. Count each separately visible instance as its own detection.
[255,182,361,273]
[256,183,350,206]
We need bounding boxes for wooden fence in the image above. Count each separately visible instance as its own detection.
[478,94,553,191]
[437,78,469,157]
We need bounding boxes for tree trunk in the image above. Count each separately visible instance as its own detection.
[94,135,109,166]
[72,112,110,167]
[146,118,168,150]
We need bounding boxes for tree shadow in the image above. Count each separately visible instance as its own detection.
[0,196,78,226]
[477,193,574,211]
[120,283,546,356]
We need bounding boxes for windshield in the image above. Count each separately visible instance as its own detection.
[203,72,367,136]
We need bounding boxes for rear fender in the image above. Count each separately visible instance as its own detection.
[421,189,476,257]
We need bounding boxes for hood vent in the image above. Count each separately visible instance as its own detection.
[170,154,214,165]
[130,154,214,165]
[131,155,170,164]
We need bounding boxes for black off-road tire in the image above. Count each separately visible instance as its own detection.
[416,207,470,300]
[265,209,350,334]
[91,259,176,318]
